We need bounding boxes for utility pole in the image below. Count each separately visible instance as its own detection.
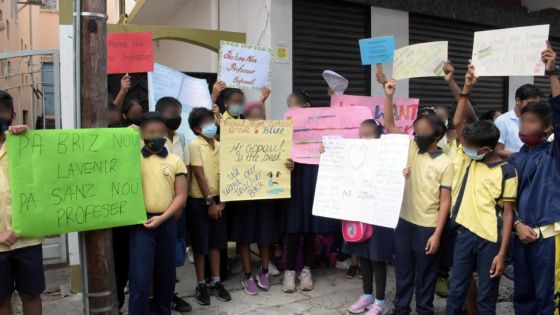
[79,0,118,314]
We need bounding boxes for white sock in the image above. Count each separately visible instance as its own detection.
[375,298,385,305]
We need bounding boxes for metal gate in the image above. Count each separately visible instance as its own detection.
[0,49,66,265]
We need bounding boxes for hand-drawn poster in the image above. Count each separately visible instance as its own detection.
[6,129,147,237]
[330,94,419,135]
[472,25,549,76]
[285,107,373,165]
[107,32,154,74]
[392,41,448,80]
[218,41,272,90]
[313,135,409,228]
[220,119,292,202]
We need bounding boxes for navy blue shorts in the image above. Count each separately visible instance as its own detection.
[0,245,45,301]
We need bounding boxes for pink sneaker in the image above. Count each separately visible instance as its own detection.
[365,303,386,315]
[348,295,375,314]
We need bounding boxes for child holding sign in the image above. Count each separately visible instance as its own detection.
[128,112,188,315]
[0,91,44,315]
[187,108,231,306]
[383,80,454,315]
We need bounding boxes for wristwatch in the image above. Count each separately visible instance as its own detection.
[545,65,560,76]
[205,196,215,206]
[513,219,521,229]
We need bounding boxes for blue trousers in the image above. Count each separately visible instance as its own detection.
[128,216,177,315]
[513,234,560,315]
[393,219,440,315]
[446,227,500,315]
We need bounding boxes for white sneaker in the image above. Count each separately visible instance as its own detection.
[268,262,280,276]
[187,246,194,264]
[282,270,296,293]
[299,267,314,291]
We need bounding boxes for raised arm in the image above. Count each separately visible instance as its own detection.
[112,74,131,110]
[211,80,226,104]
[453,62,479,146]
[383,79,404,134]
[259,86,272,104]
[543,41,560,98]
[444,61,477,123]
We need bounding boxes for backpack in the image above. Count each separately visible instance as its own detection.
[342,221,373,243]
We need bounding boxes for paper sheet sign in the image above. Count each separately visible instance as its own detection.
[107,32,154,74]
[220,119,292,202]
[148,63,212,141]
[330,94,419,135]
[6,129,147,237]
[218,41,272,90]
[285,107,373,164]
[359,36,395,65]
[472,25,549,76]
[313,135,409,228]
[393,41,448,80]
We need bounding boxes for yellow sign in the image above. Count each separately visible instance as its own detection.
[220,119,293,201]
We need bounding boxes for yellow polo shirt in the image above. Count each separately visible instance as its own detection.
[400,140,454,227]
[222,111,238,121]
[451,145,518,242]
[441,139,458,161]
[189,136,220,198]
[0,144,43,252]
[141,150,187,213]
[165,132,190,166]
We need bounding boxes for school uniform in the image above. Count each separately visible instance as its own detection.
[508,95,560,315]
[446,145,518,315]
[342,226,394,262]
[128,147,187,315]
[394,140,454,315]
[228,199,280,245]
[165,132,189,251]
[187,136,227,255]
[0,144,45,302]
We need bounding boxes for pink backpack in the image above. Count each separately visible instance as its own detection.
[342,221,373,243]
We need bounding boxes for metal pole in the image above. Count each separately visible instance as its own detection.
[79,0,118,314]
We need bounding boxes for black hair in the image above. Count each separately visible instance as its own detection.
[155,96,182,113]
[515,84,542,101]
[216,88,244,112]
[462,120,500,148]
[418,107,436,117]
[121,98,147,115]
[521,102,553,127]
[140,111,166,129]
[435,104,450,112]
[188,107,214,134]
[413,114,447,141]
[106,105,119,113]
[0,90,14,113]
[480,110,501,121]
[289,90,311,105]
[361,119,384,139]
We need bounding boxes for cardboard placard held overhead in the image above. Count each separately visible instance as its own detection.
[107,32,154,74]
[472,25,549,76]
[359,36,395,65]
[218,41,272,90]
[392,41,448,80]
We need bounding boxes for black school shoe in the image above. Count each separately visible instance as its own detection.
[171,294,192,312]
[346,265,360,279]
[195,284,211,306]
[210,282,232,302]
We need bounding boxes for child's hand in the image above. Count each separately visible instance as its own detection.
[144,216,164,229]
[0,231,18,247]
[8,125,29,135]
[208,203,224,220]
[490,254,505,278]
[212,80,226,95]
[120,74,131,92]
[327,88,334,97]
[542,40,557,71]
[443,61,454,82]
[515,222,538,244]
[425,234,440,255]
[384,79,397,96]
[463,62,479,92]
[127,124,139,131]
[402,166,411,179]
[376,72,387,85]
[211,104,221,115]
[319,144,325,154]
[285,158,295,172]
[260,86,272,103]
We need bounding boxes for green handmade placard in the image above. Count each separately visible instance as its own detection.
[6,128,147,237]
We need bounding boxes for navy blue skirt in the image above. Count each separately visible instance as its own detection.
[342,225,395,262]
[283,163,340,234]
[186,198,228,255]
[227,199,282,245]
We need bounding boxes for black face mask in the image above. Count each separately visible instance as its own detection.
[414,135,435,154]
[0,118,12,133]
[165,116,182,131]
[143,137,166,152]
[124,117,142,127]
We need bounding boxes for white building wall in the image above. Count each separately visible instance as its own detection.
[269,0,292,119]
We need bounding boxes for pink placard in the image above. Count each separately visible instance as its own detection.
[285,107,373,164]
[107,32,154,74]
[330,95,419,135]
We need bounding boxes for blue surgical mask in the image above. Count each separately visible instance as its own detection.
[228,104,244,117]
[201,123,217,138]
[464,147,486,161]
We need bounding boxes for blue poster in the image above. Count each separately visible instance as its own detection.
[359,36,395,65]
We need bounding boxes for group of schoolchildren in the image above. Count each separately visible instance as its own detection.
[0,42,558,315]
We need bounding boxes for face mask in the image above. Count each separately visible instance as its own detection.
[464,147,487,161]
[201,123,217,138]
[165,116,182,131]
[143,137,166,152]
[228,104,244,117]
[519,133,544,146]
[0,118,12,133]
[414,135,435,154]
[125,117,142,127]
